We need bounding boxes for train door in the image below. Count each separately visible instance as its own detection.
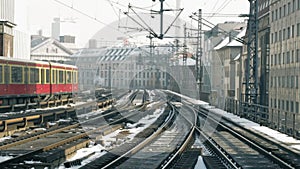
[0,64,6,97]
[51,69,57,94]
[4,64,9,95]
[41,65,51,96]
[24,64,29,96]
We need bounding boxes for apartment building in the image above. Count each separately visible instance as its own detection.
[269,0,300,136]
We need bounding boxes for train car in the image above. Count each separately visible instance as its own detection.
[0,56,78,110]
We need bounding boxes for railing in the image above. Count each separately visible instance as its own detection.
[225,97,300,139]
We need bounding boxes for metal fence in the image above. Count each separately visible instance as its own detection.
[225,97,300,139]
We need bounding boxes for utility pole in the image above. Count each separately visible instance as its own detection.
[183,24,187,66]
[159,0,164,39]
[244,0,258,104]
[195,9,203,98]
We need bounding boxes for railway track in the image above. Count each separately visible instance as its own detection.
[79,102,171,169]
[196,106,300,169]
[0,90,145,168]
[164,90,300,169]
[84,101,200,169]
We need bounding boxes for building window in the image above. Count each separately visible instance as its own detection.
[271,33,274,43]
[271,54,273,65]
[296,76,299,88]
[275,9,278,20]
[297,49,300,62]
[292,25,295,38]
[279,30,283,41]
[287,51,290,64]
[297,23,300,36]
[275,32,278,42]
[298,0,300,10]
[293,0,296,12]
[291,101,294,112]
[279,7,282,18]
[283,5,286,16]
[288,2,291,14]
[296,102,299,113]
[292,50,294,63]
[282,29,285,40]
[287,27,291,39]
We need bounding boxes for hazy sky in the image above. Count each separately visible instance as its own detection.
[22,0,249,47]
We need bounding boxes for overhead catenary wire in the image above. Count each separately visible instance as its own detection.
[211,0,221,13]
[208,0,233,18]
[52,0,145,40]
[106,0,120,19]
[190,13,246,45]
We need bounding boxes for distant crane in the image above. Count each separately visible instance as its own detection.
[60,17,78,23]
[51,17,78,40]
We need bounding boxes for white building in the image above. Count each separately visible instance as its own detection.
[0,0,14,22]
[31,36,73,62]
[0,0,30,59]
[13,0,30,59]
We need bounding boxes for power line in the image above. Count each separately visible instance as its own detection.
[106,0,121,19]
[52,0,136,39]
[208,0,233,18]
[211,0,220,12]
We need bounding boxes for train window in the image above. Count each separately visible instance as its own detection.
[0,65,3,83]
[46,69,50,83]
[52,70,56,84]
[30,68,40,84]
[66,71,72,84]
[41,69,45,84]
[73,71,77,83]
[59,70,64,84]
[11,66,23,83]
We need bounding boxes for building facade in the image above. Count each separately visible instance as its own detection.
[72,46,172,92]
[31,36,73,62]
[203,22,246,108]
[269,0,300,136]
[0,0,14,22]
[0,0,31,59]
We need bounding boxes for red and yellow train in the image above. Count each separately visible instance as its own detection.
[0,56,78,110]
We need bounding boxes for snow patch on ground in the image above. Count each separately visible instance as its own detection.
[210,108,300,150]
[0,156,13,163]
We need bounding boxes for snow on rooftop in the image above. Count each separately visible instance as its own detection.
[214,36,230,50]
[227,28,246,47]
[214,28,246,50]
[178,58,196,66]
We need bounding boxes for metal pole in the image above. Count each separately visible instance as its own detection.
[160,0,164,39]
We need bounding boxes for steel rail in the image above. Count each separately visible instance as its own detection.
[197,107,294,169]
[101,102,176,169]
